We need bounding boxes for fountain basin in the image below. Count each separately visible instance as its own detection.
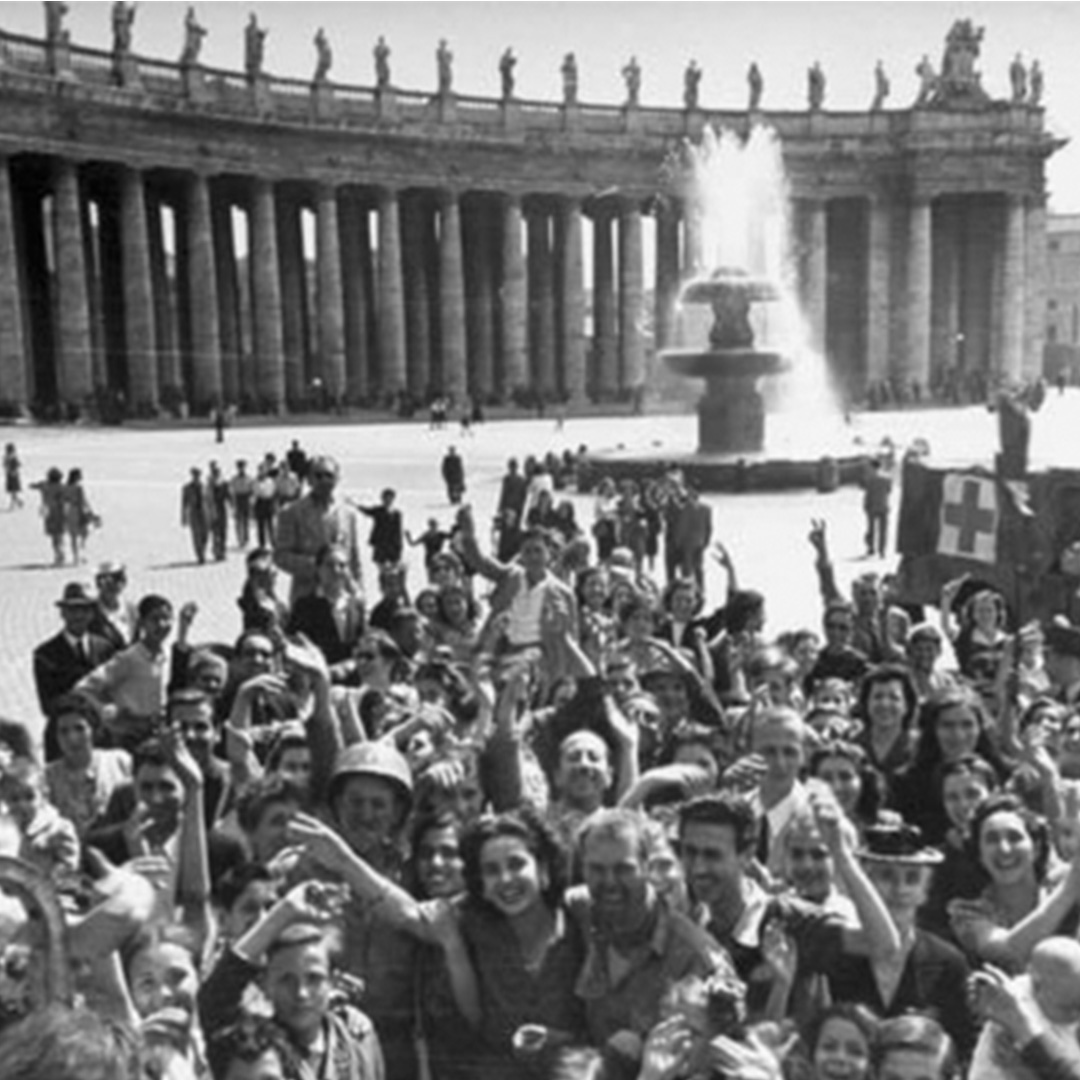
[663,348,786,381]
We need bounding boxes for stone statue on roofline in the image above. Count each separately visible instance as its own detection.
[111,1,135,57]
[684,60,701,110]
[499,47,516,101]
[622,55,641,107]
[871,60,889,111]
[1009,52,1027,103]
[244,13,267,81]
[808,61,825,110]
[930,19,990,108]
[179,6,206,67]
[1029,60,1044,106]
[44,2,70,47]
[313,28,332,84]
[561,52,578,105]
[747,62,763,111]
[374,36,390,89]
[914,54,937,106]
[436,38,453,95]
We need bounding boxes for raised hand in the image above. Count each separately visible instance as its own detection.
[761,920,798,986]
[639,1015,695,1080]
[808,518,827,553]
[284,811,351,875]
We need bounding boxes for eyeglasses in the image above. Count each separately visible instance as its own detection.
[355,651,378,661]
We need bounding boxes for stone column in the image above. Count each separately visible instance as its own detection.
[865,195,891,391]
[499,193,527,395]
[464,198,495,400]
[250,178,285,411]
[655,198,681,353]
[0,158,27,409]
[619,199,645,391]
[316,183,346,405]
[905,197,932,390]
[558,196,586,402]
[402,194,432,399]
[53,159,93,408]
[186,172,222,409]
[377,187,407,396]
[276,195,307,408]
[119,167,158,412]
[1000,194,1026,384]
[593,206,618,397]
[527,204,556,396]
[1024,197,1048,382]
[439,188,468,403]
[82,196,107,394]
[930,202,961,393]
[338,195,371,404]
[147,191,181,399]
[800,198,827,358]
[211,190,241,405]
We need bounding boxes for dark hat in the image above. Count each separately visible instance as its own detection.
[55,582,97,608]
[1045,618,1080,661]
[95,560,126,580]
[859,822,943,866]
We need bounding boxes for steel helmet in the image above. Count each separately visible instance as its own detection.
[328,742,414,813]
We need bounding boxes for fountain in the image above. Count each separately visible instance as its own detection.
[664,266,786,454]
[579,124,868,493]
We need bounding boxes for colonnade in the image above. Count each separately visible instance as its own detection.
[0,157,671,415]
[0,153,1047,416]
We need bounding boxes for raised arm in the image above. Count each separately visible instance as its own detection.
[456,505,509,582]
[808,519,843,608]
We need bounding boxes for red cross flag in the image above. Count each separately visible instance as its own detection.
[938,473,998,563]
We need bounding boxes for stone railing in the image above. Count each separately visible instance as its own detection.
[0,27,1050,148]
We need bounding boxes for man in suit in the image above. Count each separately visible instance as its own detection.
[677,487,713,590]
[33,581,117,746]
[181,466,212,565]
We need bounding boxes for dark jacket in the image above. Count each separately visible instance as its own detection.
[33,630,117,725]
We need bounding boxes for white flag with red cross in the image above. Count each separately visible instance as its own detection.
[937,473,998,563]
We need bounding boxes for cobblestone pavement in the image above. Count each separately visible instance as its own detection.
[0,398,1063,747]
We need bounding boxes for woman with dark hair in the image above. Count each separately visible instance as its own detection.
[919,755,1000,942]
[893,687,1010,845]
[809,740,888,836]
[656,578,704,652]
[949,792,1080,972]
[855,663,920,777]
[941,578,1012,692]
[43,692,131,838]
[286,543,365,669]
[288,805,585,1080]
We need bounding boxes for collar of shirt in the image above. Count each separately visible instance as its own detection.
[576,895,667,999]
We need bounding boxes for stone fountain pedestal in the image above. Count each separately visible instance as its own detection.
[579,267,869,493]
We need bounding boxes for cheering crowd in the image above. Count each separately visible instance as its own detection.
[6,439,1080,1080]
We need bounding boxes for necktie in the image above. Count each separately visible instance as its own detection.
[76,639,88,665]
[755,814,771,865]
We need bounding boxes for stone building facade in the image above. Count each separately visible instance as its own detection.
[0,17,1060,415]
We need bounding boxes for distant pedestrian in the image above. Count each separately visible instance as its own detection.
[356,487,405,567]
[862,457,893,558]
[441,446,466,505]
[253,463,278,548]
[285,439,309,484]
[213,405,226,443]
[63,468,97,566]
[3,443,22,509]
[31,466,67,565]
[229,459,254,548]
[181,466,211,564]
[207,460,231,561]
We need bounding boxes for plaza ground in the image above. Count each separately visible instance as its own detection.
[2,393,1077,744]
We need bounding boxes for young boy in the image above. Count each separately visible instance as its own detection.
[198,882,384,1080]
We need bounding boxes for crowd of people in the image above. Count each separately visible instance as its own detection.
[4,436,1080,1080]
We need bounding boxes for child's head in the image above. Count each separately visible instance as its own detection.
[207,1015,299,1080]
[874,1014,956,1080]
[235,776,303,865]
[811,677,853,717]
[0,759,43,832]
[213,864,279,944]
[262,924,333,1046]
[1028,937,1080,1026]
